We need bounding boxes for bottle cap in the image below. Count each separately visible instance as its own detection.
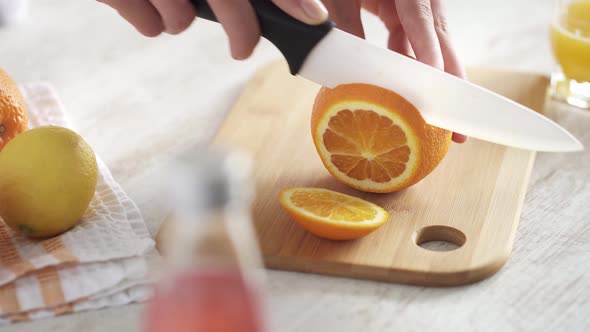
[165,146,254,215]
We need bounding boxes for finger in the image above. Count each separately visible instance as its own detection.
[452,132,468,143]
[208,0,261,60]
[98,0,164,37]
[273,0,329,25]
[373,0,413,57]
[361,0,379,14]
[150,0,195,34]
[322,0,364,37]
[274,0,328,25]
[395,0,443,69]
[430,0,465,77]
[387,27,413,58]
[430,0,467,143]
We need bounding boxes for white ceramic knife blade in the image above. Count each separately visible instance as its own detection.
[299,29,583,152]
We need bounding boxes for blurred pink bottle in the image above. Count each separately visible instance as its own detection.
[144,149,265,332]
[145,270,263,332]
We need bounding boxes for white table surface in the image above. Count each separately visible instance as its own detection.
[1,0,589,331]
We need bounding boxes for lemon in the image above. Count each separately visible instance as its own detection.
[0,126,98,237]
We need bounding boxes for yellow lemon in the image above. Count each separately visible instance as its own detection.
[0,126,98,237]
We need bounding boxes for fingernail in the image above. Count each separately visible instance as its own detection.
[301,0,329,24]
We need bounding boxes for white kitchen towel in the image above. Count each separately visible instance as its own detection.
[0,83,156,323]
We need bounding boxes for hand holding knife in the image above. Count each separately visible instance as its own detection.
[99,0,583,152]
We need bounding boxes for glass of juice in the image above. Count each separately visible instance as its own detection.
[549,0,590,109]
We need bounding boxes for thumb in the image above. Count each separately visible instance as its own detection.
[271,0,329,25]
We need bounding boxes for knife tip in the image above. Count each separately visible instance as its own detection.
[571,140,585,152]
[546,137,584,152]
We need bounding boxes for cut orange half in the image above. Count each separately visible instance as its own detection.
[278,187,389,240]
[311,83,452,193]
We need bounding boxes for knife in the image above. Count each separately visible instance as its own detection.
[191,0,583,152]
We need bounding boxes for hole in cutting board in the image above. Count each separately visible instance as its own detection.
[415,225,466,252]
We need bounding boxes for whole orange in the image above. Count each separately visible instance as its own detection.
[0,68,28,151]
[311,83,452,193]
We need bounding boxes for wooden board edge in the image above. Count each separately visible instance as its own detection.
[264,255,506,287]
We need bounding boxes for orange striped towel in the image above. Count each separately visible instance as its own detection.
[0,83,156,323]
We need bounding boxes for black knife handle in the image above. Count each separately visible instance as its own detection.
[190,0,334,75]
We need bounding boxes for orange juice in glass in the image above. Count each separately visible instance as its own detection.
[550,0,590,109]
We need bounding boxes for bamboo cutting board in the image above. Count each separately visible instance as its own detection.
[209,61,546,286]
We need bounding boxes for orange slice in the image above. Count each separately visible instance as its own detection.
[279,187,389,240]
[311,83,452,193]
